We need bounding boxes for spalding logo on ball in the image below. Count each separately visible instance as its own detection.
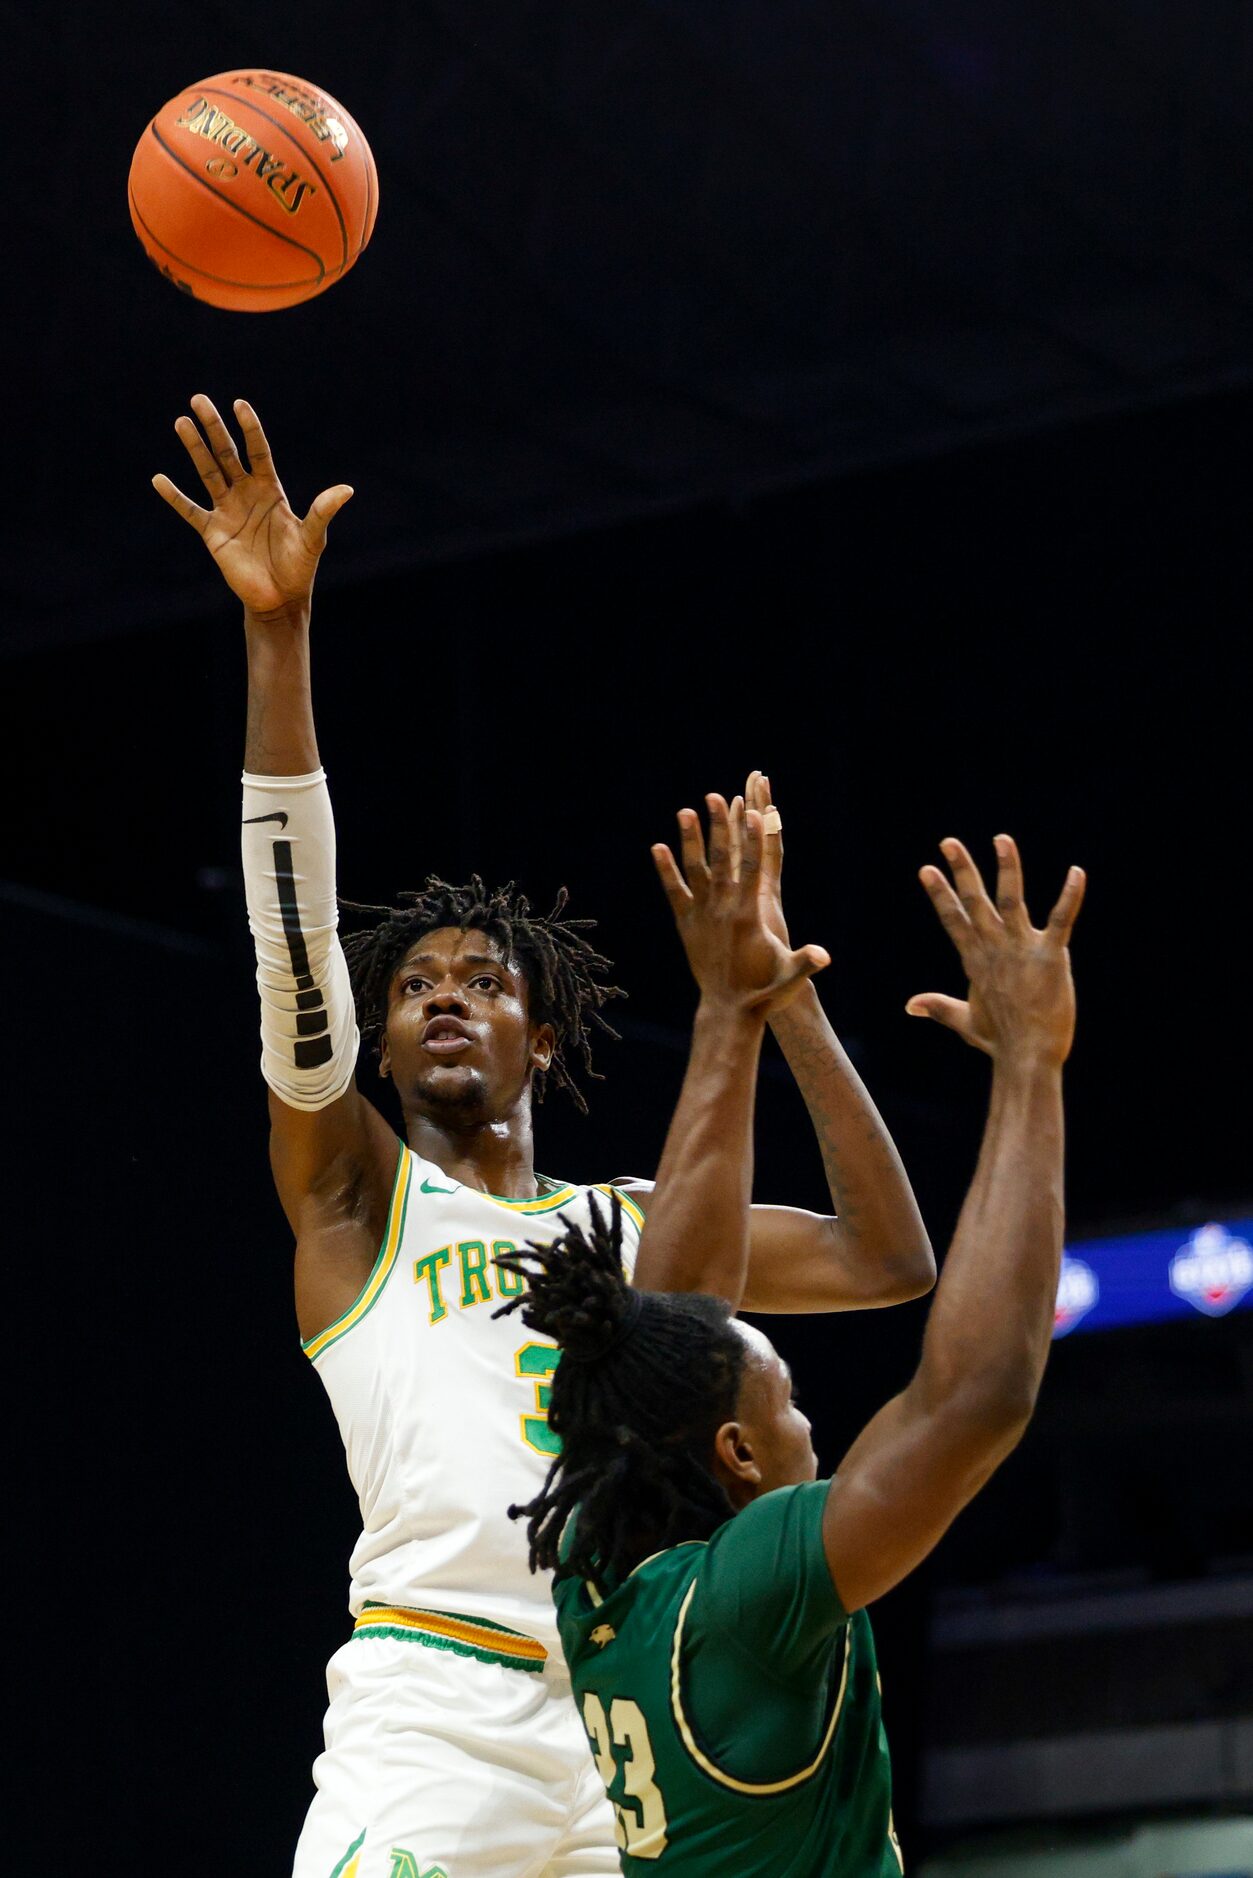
[129,69,378,311]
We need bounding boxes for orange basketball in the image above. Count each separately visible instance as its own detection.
[128,69,378,312]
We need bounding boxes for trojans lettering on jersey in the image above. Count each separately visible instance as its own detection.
[302,1147,644,1655]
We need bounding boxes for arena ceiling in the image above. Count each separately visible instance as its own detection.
[10,1,1253,649]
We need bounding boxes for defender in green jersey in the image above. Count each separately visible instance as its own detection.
[557,1472,900,1873]
[497,797,1085,1875]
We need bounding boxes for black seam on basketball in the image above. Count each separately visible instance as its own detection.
[130,185,323,293]
[361,146,377,258]
[339,98,378,258]
[199,86,349,274]
[147,123,326,281]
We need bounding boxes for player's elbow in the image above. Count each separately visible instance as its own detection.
[813,1215,937,1307]
[935,1371,1038,1467]
[885,1236,938,1302]
[912,1359,1036,1472]
[862,1231,937,1306]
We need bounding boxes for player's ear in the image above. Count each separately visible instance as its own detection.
[378,1029,392,1081]
[530,1021,556,1076]
[711,1421,762,1505]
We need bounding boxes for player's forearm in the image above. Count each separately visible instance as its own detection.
[243,598,321,775]
[769,982,934,1294]
[241,762,359,1112]
[633,1001,765,1303]
[914,1057,1065,1427]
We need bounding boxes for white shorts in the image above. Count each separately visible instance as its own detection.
[293,1630,619,1878]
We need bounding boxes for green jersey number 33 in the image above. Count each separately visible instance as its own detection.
[582,1691,669,1859]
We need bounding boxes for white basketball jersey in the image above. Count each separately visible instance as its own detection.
[302,1143,644,1655]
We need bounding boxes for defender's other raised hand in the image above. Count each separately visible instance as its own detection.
[653,793,829,1019]
[907,836,1085,1066]
[743,768,789,950]
[152,395,353,618]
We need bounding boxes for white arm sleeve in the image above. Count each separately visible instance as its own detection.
[241,767,360,1111]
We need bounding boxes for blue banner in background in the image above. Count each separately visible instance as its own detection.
[1053,1218,1253,1336]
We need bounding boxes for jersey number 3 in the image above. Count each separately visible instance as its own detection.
[516,1342,561,1456]
[581,1692,669,1859]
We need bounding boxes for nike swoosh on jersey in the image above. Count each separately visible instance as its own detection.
[420,1178,458,1195]
[242,811,289,829]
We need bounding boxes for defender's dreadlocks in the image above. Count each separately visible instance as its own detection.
[493,1195,746,1592]
[341,876,624,1113]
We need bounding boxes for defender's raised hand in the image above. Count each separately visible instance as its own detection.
[907,836,1085,1065]
[152,395,353,617]
[744,768,788,947]
[653,793,829,1018]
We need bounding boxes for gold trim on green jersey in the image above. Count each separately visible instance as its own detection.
[583,1537,703,1609]
[669,1579,850,1795]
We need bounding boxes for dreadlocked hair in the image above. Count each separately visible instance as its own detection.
[492,1193,746,1593]
[340,875,624,1114]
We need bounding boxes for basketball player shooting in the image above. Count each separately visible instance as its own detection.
[498,834,1084,1873]
[152,396,935,1878]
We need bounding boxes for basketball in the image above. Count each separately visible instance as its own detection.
[128,69,378,312]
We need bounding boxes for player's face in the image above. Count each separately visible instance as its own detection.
[715,1321,819,1502]
[379,927,555,1123]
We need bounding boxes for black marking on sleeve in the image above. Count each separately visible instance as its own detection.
[273,839,332,1070]
[273,840,317,993]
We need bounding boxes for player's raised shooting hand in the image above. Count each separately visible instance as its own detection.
[653,793,829,1018]
[151,396,353,618]
[906,836,1085,1066]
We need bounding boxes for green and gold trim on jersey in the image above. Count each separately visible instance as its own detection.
[597,1185,646,1234]
[352,1601,548,1673]
[328,1827,366,1878]
[479,1182,580,1214]
[468,1179,645,1230]
[669,1578,850,1794]
[301,1146,413,1363]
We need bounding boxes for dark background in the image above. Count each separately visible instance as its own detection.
[4,4,1250,1870]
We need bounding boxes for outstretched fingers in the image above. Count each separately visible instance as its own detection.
[174,414,230,502]
[941,837,1000,935]
[151,472,210,533]
[651,843,693,920]
[918,860,975,960]
[738,806,764,895]
[705,794,733,886]
[677,808,710,898]
[747,769,784,890]
[301,484,354,552]
[993,834,1031,934]
[1046,866,1086,946]
[763,940,830,1014]
[727,793,745,881]
[233,398,276,479]
[785,941,829,985]
[904,991,973,1041]
[190,393,246,484]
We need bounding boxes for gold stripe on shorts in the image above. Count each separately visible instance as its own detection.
[352,1603,548,1672]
